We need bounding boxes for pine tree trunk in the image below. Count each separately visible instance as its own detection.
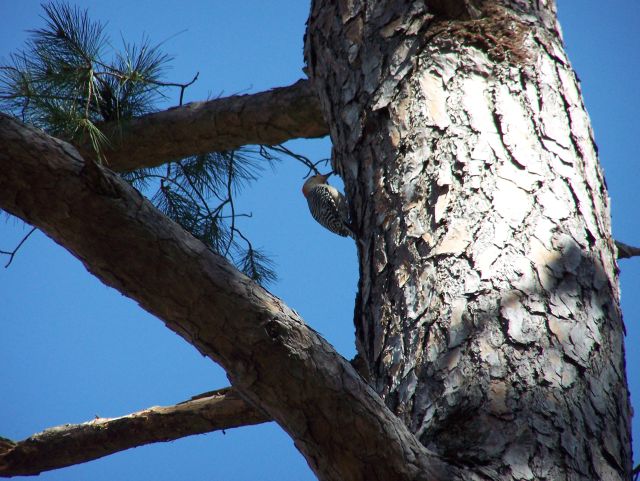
[306,1,632,479]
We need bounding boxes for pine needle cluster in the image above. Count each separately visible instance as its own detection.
[0,2,278,285]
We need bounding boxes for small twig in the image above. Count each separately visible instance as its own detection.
[177,72,199,106]
[234,228,255,266]
[131,71,200,92]
[91,65,199,110]
[632,462,639,481]
[262,144,329,178]
[92,58,199,101]
[218,213,252,220]
[615,240,640,259]
[223,153,236,258]
[211,198,230,217]
[233,228,251,245]
[1,226,36,267]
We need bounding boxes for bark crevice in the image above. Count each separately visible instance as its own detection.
[305,0,631,479]
[0,113,485,481]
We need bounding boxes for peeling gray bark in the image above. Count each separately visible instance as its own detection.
[0,114,483,481]
[306,0,631,480]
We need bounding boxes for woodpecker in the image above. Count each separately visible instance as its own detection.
[302,173,354,238]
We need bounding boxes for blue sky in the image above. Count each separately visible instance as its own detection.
[0,2,638,480]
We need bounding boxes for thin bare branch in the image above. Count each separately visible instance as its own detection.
[0,226,36,267]
[261,144,329,178]
[0,388,268,477]
[176,72,199,106]
[223,152,236,257]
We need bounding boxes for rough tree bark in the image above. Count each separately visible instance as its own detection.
[306,0,631,479]
[0,114,476,481]
[0,0,633,480]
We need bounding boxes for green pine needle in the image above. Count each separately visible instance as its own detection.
[1,1,282,287]
[0,1,171,147]
[236,246,278,286]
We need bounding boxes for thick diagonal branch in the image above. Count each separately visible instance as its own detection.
[0,388,268,477]
[0,114,483,481]
[79,79,328,172]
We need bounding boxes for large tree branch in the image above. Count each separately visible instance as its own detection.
[0,388,268,477]
[0,114,486,481]
[79,79,328,172]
